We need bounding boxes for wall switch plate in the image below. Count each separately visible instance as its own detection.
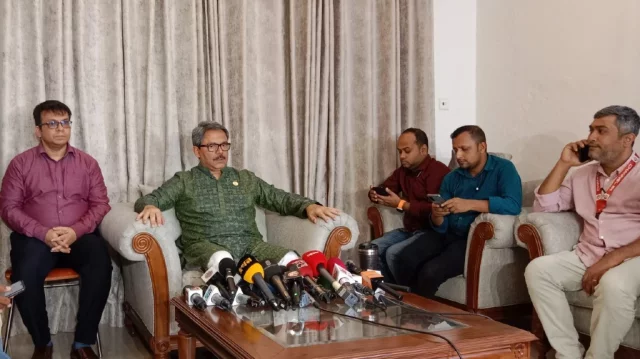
[438,98,450,111]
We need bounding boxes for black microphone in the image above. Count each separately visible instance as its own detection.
[239,282,266,307]
[361,270,403,301]
[237,255,280,311]
[208,273,232,301]
[302,251,360,307]
[282,270,302,307]
[218,258,238,297]
[287,259,331,303]
[345,260,363,275]
[261,259,292,310]
[203,285,231,311]
[183,286,207,311]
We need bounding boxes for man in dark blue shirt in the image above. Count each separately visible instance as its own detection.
[394,125,522,297]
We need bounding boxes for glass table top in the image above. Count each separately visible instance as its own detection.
[231,295,467,348]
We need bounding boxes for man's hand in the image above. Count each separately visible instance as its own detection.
[306,204,340,224]
[45,229,70,254]
[51,227,77,253]
[375,188,402,208]
[136,205,165,227]
[560,140,590,167]
[441,198,473,214]
[368,186,378,203]
[582,254,619,295]
[0,285,12,311]
[431,202,450,218]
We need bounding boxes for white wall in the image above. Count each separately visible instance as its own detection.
[477,1,640,181]
[433,0,477,165]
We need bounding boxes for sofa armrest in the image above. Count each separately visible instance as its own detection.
[265,211,359,259]
[99,202,184,354]
[366,206,404,239]
[464,213,523,310]
[516,211,582,259]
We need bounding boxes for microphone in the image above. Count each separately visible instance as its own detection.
[203,285,231,310]
[183,286,207,311]
[361,270,404,301]
[237,255,280,311]
[287,259,331,303]
[345,260,363,275]
[207,273,232,301]
[328,258,377,298]
[302,251,360,307]
[261,259,293,309]
[282,269,303,307]
[235,293,264,308]
[238,282,267,307]
[218,258,238,297]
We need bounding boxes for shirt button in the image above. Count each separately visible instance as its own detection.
[599,236,604,240]
[58,211,62,214]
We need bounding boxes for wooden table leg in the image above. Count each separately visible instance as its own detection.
[178,329,196,359]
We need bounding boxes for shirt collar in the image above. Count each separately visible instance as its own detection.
[597,152,639,177]
[37,143,75,157]
[459,154,494,178]
[196,163,229,178]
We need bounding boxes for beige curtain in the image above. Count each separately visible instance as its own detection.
[0,0,433,335]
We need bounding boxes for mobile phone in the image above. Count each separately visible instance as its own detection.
[2,280,25,298]
[427,194,445,205]
[578,145,590,163]
[373,186,389,196]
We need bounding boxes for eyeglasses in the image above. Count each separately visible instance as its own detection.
[199,142,231,152]
[40,120,73,129]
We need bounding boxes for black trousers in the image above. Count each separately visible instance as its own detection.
[393,229,467,298]
[10,232,112,347]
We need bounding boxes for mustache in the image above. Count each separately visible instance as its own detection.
[213,155,226,160]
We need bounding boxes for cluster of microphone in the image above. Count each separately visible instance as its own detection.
[183,250,404,312]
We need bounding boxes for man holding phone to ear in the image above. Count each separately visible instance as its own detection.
[368,128,449,283]
[393,125,522,297]
[525,106,640,359]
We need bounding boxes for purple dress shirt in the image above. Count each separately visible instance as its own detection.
[534,152,640,267]
[0,144,110,241]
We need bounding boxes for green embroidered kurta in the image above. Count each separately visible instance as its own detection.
[134,165,315,269]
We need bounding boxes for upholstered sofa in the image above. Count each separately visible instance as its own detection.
[367,153,542,321]
[516,211,640,358]
[99,202,359,358]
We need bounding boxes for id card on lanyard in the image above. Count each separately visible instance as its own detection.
[595,153,639,218]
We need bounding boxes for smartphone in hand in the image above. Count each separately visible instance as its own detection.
[427,194,445,205]
[1,280,25,298]
[578,145,590,163]
[373,186,389,196]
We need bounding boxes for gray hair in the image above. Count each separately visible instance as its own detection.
[594,105,640,136]
[191,121,230,146]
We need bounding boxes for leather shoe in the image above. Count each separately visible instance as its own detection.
[70,346,98,359]
[31,345,53,359]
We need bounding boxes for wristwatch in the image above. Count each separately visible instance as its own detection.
[396,200,406,213]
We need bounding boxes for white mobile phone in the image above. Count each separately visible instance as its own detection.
[427,194,445,205]
[2,280,25,298]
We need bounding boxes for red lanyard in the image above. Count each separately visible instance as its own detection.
[595,153,639,218]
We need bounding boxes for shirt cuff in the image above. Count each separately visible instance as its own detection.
[70,223,87,239]
[35,226,49,242]
[301,201,322,218]
[534,186,561,208]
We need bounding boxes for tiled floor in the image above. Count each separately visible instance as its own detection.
[5,325,215,359]
[6,325,551,358]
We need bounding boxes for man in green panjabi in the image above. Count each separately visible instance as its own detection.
[134,122,340,270]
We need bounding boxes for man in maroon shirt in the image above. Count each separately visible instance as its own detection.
[0,100,111,359]
[368,128,450,283]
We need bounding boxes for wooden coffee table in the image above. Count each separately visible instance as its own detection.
[172,293,536,358]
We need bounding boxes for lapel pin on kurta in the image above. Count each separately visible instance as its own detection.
[233,181,239,186]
